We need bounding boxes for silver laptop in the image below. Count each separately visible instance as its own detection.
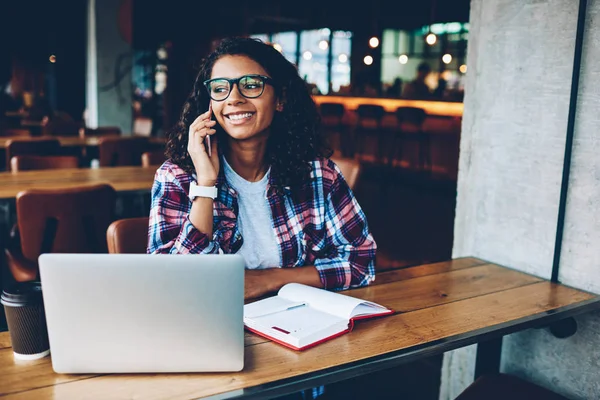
[38,253,245,374]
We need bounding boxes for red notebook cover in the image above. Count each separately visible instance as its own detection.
[245,309,395,351]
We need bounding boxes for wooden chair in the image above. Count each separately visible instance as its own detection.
[331,157,361,191]
[10,155,79,172]
[4,184,116,282]
[354,104,386,163]
[5,138,62,171]
[141,150,166,167]
[106,217,150,254]
[319,103,347,156]
[392,107,429,171]
[98,136,150,167]
[41,116,81,136]
[455,373,569,400]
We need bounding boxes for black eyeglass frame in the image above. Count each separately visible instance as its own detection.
[203,74,275,102]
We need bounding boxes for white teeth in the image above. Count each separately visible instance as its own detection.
[228,113,253,121]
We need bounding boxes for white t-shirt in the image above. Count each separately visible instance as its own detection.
[223,158,281,269]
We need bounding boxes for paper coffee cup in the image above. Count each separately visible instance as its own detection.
[1,282,50,360]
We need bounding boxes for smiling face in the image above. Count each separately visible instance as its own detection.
[209,55,279,142]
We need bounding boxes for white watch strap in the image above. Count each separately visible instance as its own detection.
[189,182,218,200]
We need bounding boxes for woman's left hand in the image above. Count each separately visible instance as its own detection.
[244,266,322,300]
[244,270,275,300]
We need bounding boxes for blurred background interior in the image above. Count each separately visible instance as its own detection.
[0,2,471,397]
[0,0,470,266]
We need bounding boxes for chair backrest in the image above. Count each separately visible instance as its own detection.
[6,138,62,170]
[42,118,81,136]
[141,150,166,167]
[395,107,427,126]
[98,136,150,167]
[11,155,79,172]
[15,184,116,262]
[53,110,75,123]
[106,217,150,254]
[133,117,153,136]
[82,126,122,136]
[331,157,362,191]
[355,104,385,128]
[356,104,385,120]
[319,103,345,118]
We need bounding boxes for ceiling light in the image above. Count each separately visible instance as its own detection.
[426,33,437,45]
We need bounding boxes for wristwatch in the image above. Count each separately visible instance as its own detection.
[189,182,218,200]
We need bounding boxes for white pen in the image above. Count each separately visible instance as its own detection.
[246,303,307,319]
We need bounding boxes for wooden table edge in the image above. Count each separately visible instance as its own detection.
[208,293,600,400]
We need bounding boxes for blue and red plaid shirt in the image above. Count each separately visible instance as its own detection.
[147,157,376,290]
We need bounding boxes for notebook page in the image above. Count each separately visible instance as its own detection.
[278,283,368,319]
[350,302,392,318]
[251,304,346,341]
[244,296,305,319]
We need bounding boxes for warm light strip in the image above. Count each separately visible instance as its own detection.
[312,95,463,117]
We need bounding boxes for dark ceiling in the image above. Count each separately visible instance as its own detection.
[2,0,471,57]
[0,0,471,77]
[135,0,471,44]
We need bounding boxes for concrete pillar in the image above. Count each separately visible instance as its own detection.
[86,0,133,132]
[441,0,600,399]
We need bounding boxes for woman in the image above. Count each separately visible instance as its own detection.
[148,37,376,299]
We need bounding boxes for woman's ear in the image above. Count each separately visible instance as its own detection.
[276,87,286,112]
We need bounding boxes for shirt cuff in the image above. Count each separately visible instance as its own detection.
[314,258,352,290]
[174,216,221,254]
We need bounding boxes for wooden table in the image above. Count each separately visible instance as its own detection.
[0,166,157,240]
[0,135,165,149]
[0,166,157,199]
[1,257,598,399]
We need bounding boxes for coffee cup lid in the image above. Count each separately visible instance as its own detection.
[1,281,43,307]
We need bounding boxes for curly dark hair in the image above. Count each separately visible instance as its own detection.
[166,36,332,192]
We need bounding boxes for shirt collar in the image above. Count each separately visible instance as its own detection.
[215,155,291,198]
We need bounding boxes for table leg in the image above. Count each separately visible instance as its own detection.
[474,337,503,379]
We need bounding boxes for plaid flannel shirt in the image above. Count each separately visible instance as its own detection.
[147,157,376,290]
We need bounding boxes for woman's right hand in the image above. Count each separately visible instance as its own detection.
[188,104,219,186]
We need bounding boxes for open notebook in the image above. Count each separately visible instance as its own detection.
[244,283,394,351]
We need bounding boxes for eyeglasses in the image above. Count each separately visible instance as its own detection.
[203,74,275,102]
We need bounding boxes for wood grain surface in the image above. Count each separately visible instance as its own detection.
[0,258,597,399]
[0,136,165,149]
[0,166,158,199]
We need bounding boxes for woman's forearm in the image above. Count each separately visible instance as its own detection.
[269,266,323,291]
[245,266,323,299]
[188,197,214,236]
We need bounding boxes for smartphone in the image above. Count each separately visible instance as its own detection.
[205,104,212,157]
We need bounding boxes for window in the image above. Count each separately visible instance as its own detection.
[330,31,352,93]
[298,29,330,94]
[251,29,352,95]
[381,23,469,100]
[271,32,297,65]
